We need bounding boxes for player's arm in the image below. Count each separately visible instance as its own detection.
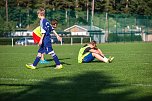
[52,30,62,42]
[38,33,45,45]
[89,49,99,54]
[39,25,45,45]
[97,48,105,56]
[39,20,46,45]
[90,48,105,57]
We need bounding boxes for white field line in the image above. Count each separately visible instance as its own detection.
[0,77,42,82]
[0,77,152,87]
[0,53,35,54]
[117,62,151,64]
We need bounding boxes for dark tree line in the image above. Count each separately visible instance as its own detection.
[1,0,152,14]
[0,0,152,36]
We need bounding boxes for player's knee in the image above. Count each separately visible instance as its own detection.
[37,53,42,58]
[48,51,56,56]
[92,53,96,56]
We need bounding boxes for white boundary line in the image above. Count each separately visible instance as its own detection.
[0,77,42,82]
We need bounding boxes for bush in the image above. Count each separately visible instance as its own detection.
[108,33,142,42]
[62,37,90,44]
[0,37,20,45]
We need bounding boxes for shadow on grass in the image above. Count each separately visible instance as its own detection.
[39,57,71,69]
[45,57,71,62]
[42,61,71,68]
[85,60,104,63]
[0,71,151,101]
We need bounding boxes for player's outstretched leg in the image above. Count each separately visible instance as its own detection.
[92,53,109,63]
[49,51,63,69]
[26,54,41,69]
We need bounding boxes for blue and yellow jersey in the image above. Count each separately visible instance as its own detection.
[78,46,90,63]
[40,18,54,47]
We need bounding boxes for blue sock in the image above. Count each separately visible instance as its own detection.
[51,54,60,65]
[33,56,41,66]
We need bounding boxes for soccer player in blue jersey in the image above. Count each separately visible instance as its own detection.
[26,8,63,69]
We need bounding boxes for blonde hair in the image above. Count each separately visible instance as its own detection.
[37,7,45,16]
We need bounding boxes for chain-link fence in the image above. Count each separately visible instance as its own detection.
[0,8,152,45]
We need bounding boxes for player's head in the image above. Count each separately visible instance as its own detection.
[51,19,58,28]
[37,7,45,18]
[89,40,97,48]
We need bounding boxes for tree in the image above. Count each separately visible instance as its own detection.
[0,16,15,37]
[130,0,152,15]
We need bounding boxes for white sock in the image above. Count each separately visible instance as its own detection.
[103,57,109,63]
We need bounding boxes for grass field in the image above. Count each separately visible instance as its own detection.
[0,43,152,101]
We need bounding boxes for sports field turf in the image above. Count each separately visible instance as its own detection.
[0,42,152,101]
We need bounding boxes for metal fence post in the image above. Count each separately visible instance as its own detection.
[25,37,27,46]
[81,37,83,44]
[71,37,73,45]
[12,38,13,47]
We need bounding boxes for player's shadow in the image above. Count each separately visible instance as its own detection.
[40,57,71,69]
[0,71,149,101]
[84,59,115,63]
[45,57,71,62]
[83,60,105,63]
[43,61,71,68]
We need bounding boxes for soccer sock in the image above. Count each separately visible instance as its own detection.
[33,56,41,66]
[52,55,61,65]
[103,57,109,63]
[49,51,61,65]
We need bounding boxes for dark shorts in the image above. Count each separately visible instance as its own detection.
[38,44,53,54]
[83,53,95,63]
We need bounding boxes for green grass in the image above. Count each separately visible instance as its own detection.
[0,43,152,101]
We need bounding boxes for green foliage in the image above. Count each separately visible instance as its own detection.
[0,16,15,37]
[0,0,152,36]
[108,33,142,42]
[0,0,152,14]
[0,37,19,45]
[62,37,90,43]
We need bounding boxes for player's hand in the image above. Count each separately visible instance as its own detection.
[95,50,100,54]
[57,36,62,42]
[38,40,42,46]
